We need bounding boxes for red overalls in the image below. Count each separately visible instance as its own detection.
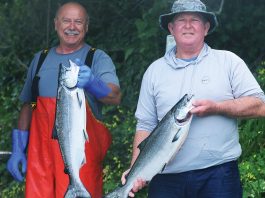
[25,97,111,198]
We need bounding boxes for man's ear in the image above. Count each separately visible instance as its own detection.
[204,22,210,36]
[86,23,88,33]
[168,22,174,34]
[54,18,58,31]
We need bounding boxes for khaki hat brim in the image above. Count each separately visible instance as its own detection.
[159,11,218,34]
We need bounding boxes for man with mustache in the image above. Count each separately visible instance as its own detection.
[121,0,265,197]
[7,2,121,198]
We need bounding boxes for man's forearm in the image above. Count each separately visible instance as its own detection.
[98,83,121,105]
[130,130,150,167]
[217,96,265,118]
[17,103,32,130]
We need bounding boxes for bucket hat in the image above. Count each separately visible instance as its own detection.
[159,0,218,34]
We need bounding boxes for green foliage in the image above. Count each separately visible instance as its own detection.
[239,150,265,198]
[0,0,265,197]
[103,108,135,192]
[0,181,25,198]
[239,118,265,198]
[206,0,265,70]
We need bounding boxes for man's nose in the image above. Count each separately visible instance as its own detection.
[184,21,192,28]
[69,21,76,29]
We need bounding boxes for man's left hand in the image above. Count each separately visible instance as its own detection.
[74,58,111,99]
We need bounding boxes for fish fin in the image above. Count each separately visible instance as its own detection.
[52,101,58,139]
[76,92,82,107]
[137,138,148,151]
[172,128,181,142]
[83,129,89,141]
[81,156,86,165]
[64,167,69,175]
[52,126,58,139]
[82,129,88,165]
[160,163,167,173]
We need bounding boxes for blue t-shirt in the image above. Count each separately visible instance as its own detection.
[20,44,119,119]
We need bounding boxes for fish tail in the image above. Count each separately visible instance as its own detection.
[103,186,127,198]
[64,182,91,198]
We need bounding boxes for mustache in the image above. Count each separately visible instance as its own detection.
[64,29,79,35]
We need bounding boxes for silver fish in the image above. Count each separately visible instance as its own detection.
[54,60,91,198]
[104,94,194,198]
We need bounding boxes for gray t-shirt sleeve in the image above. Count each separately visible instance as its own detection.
[135,68,158,133]
[92,49,120,87]
[19,52,42,102]
[227,51,265,101]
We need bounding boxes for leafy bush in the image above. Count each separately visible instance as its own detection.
[239,149,265,198]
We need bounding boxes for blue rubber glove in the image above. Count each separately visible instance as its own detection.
[74,58,111,99]
[7,129,29,182]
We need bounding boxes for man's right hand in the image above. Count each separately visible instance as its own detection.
[121,169,147,197]
[7,129,29,182]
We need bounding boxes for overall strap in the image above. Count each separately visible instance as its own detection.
[85,47,96,67]
[83,47,102,119]
[31,49,49,109]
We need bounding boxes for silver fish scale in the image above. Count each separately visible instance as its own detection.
[127,113,178,182]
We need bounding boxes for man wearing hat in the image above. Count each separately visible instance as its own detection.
[121,0,265,197]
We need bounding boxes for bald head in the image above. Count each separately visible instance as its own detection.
[55,2,89,25]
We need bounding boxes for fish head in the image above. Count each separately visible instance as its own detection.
[172,94,194,124]
[60,60,80,88]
